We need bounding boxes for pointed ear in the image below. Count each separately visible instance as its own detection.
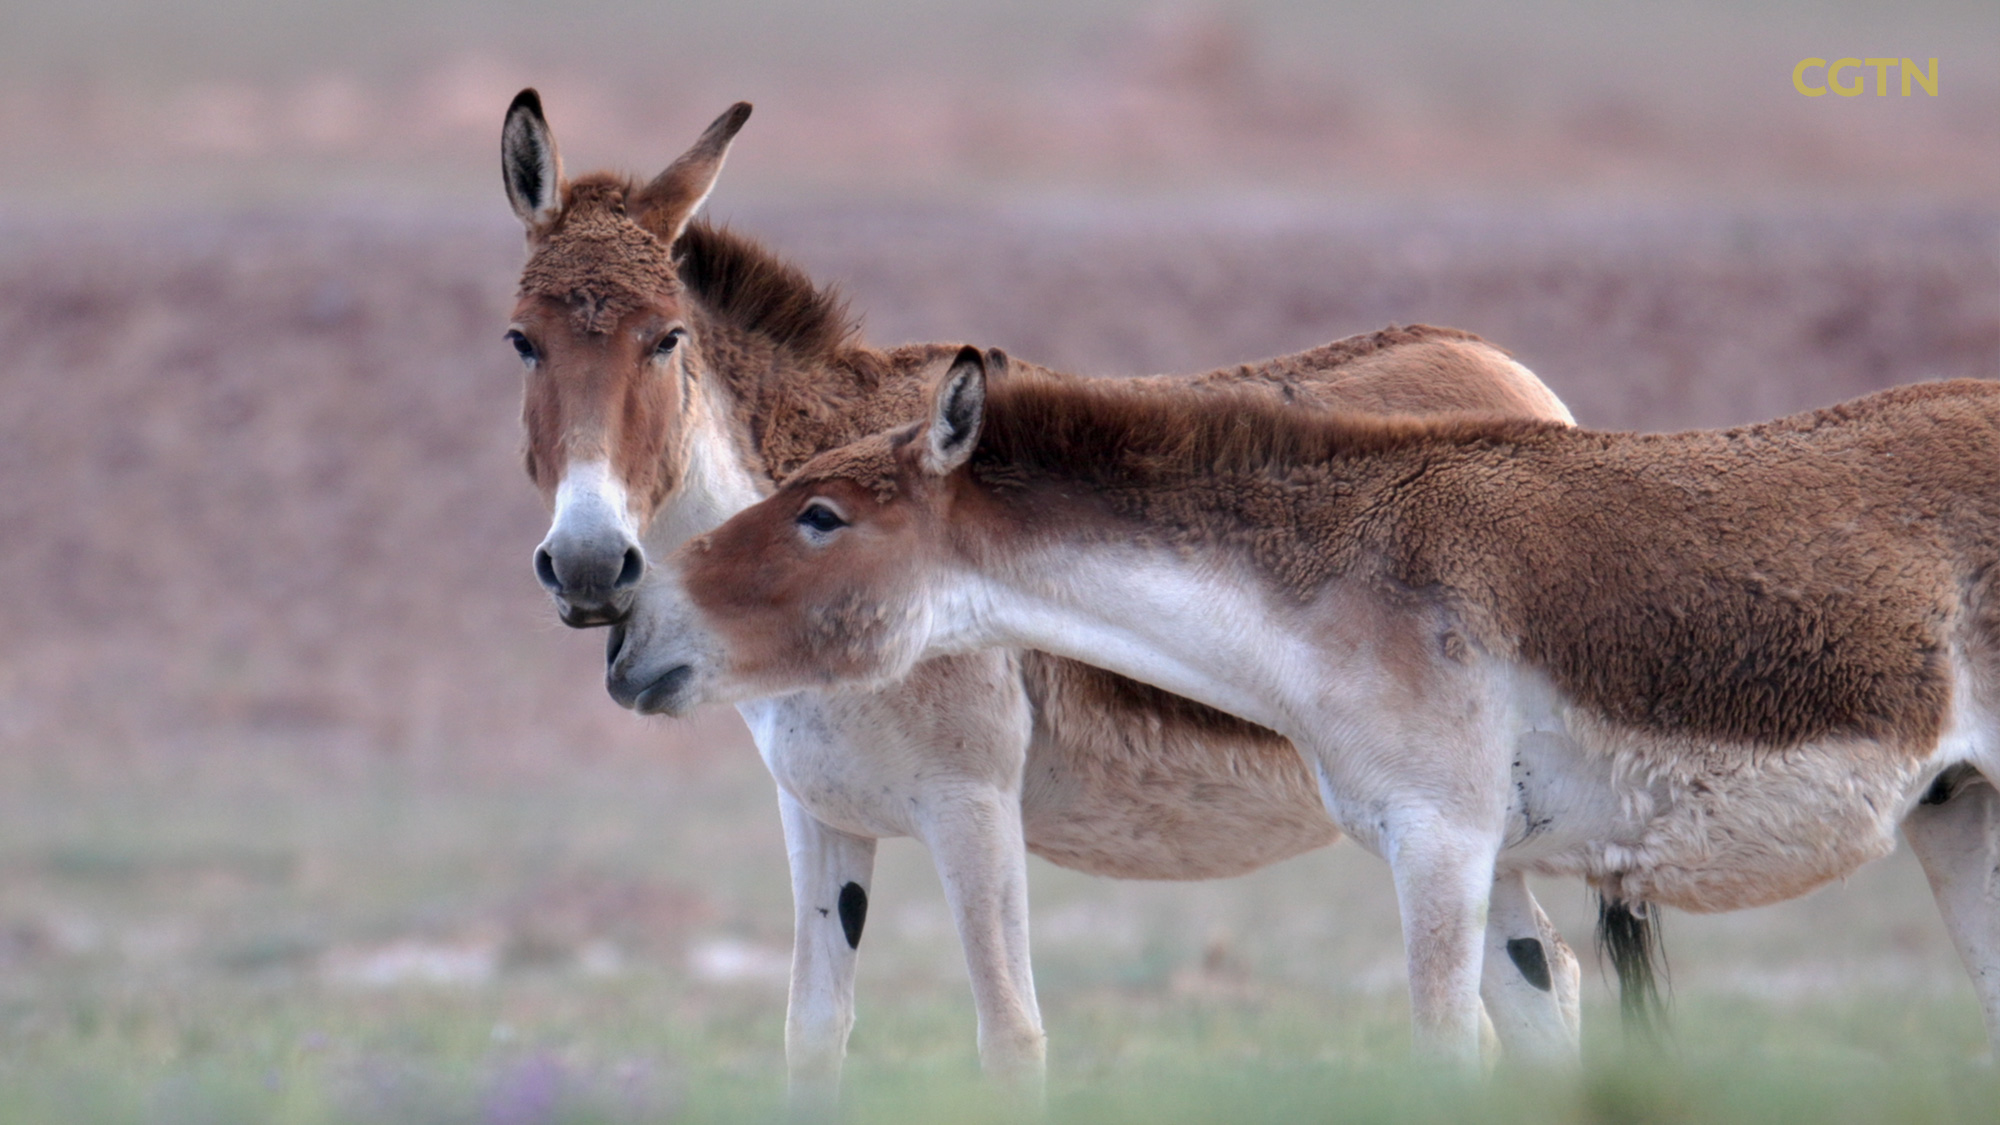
[632,102,753,245]
[922,346,987,476]
[502,88,563,230]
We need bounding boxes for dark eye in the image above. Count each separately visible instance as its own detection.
[505,329,538,365]
[796,502,847,535]
[652,328,688,359]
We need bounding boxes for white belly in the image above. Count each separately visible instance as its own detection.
[1499,704,1941,913]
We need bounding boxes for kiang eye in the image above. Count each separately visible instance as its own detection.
[504,329,538,365]
[795,501,848,536]
[652,328,688,359]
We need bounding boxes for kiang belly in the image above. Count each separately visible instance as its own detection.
[1020,678,1338,880]
[1502,719,1929,914]
[1020,744,1339,880]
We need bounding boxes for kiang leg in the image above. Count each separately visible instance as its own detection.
[1385,809,1504,1067]
[918,781,1048,1092]
[777,789,879,1105]
[1904,773,2000,1056]
[1310,708,1508,1068]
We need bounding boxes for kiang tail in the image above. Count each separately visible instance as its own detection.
[1598,895,1667,1040]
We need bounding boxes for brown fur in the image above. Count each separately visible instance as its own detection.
[525,95,1596,1073]
[513,171,944,512]
[674,222,860,362]
[1134,325,1563,419]
[661,358,2000,1059]
[785,326,1556,500]
[511,161,1574,877]
[518,176,682,335]
[519,183,1544,491]
[943,375,2000,752]
[1017,653,1334,878]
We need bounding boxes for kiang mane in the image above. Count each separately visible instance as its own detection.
[969,374,1568,489]
[675,220,859,359]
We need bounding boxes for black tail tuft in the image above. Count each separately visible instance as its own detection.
[1597,895,1667,1040]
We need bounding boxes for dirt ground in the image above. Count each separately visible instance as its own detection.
[1,200,1992,778]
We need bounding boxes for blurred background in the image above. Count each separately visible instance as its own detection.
[0,1,1996,1120]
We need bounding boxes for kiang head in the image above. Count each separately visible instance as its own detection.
[605,348,992,715]
[502,89,751,626]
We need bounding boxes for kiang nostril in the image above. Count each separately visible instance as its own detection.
[659,664,694,697]
[614,546,645,589]
[534,547,561,592]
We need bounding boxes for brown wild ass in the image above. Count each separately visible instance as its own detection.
[618,351,2000,1064]
[500,90,1589,1090]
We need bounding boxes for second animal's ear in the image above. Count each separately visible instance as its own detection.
[922,346,987,476]
[633,102,753,245]
[502,88,563,230]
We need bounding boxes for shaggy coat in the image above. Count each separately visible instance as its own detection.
[631,357,2000,1059]
[505,89,1589,1084]
[960,377,1993,756]
[518,191,1574,875]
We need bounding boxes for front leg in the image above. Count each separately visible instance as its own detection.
[1384,811,1503,1066]
[1481,870,1581,1065]
[1903,773,2000,1056]
[917,783,1048,1093]
[777,789,878,1104]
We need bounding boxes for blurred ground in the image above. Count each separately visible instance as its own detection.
[2,1,1996,210]
[1,0,1999,1119]
[2,201,1993,782]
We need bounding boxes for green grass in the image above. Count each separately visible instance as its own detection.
[0,740,1990,1122]
[0,989,1991,1123]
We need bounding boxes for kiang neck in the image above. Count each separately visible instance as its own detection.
[939,494,1305,738]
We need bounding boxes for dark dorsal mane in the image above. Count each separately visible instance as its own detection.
[971,374,1566,492]
[675,220,859,360]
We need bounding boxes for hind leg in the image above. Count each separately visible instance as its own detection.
[1481,871,1582,1065]
[1903,773,2000,1056]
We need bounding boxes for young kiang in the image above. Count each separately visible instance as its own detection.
[502,90,1591,1092]
[616,349,2000,1064]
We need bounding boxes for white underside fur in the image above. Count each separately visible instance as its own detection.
[933,547,1990,914]
[914,544,1998,1061]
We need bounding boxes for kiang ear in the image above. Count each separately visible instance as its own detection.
[922,346,987,476]
[502,88,563,230]
[632,102,753,245]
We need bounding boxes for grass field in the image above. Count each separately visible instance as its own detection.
[0,740,1994,1123]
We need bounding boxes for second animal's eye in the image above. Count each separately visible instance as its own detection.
[653,328,688,358]
[796,502,848,535]
[505,329,538,365]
